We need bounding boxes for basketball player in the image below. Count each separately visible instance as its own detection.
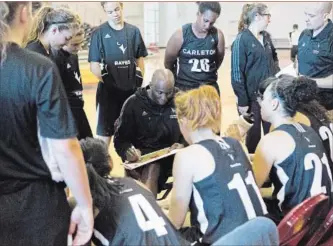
[52,28,93,140]
[280,75,333,170]
[289,24,300,63]
[25,6,81,57]
[76,138,190,246]
[0,2,93,245]
[169,85,267,245]
[231,3,280,154]
[89,2,148,147]
[164,2,225,93]
[253,75,333,221]
[298,2,333,113]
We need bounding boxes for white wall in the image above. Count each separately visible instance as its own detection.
[158,2,332,47]
[51,2,333,48]
[51,2,144,34]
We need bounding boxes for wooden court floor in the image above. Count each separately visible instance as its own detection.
[80,48,292,177]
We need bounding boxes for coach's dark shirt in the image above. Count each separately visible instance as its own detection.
[298,19,333,78]
[298,20,333,109]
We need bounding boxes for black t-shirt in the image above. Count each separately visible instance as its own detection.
[176,23,219,89]
[26,40,51,58]
[92,177,189,246]
[52,49,84,108]
[0,43,77,194]
[88,22,148,91]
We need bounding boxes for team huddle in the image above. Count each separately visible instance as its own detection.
[0,1,333,246]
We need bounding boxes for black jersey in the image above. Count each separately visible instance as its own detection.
[176,23,219,89]
[270,123,333,214]
[189,138,267,244]
[299,110,333,170]
[0,43,77,194]
[88,22,148,92]
[52,49,84,108]
[26,40,51,58]
[92,177,189,246]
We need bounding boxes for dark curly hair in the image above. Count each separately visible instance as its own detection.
[80,138,123,210]
[258,75,330,124]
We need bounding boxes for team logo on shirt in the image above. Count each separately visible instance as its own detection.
[117,42,127,54]
[67,63,71,69]
[104,33,111,39]
[74,71,81,84]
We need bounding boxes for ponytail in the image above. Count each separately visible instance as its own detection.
[238,3,268,32]
[25,6,81,46]
[0,2,26,65]
[238,4,251,32]
[25,6,52,46]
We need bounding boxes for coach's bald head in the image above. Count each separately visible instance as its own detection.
[305,2,332,31]
[149,69,175,105]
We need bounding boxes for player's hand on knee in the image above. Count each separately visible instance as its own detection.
[126,146,141,162]
[69,205,94,246]
[169,143,184,152]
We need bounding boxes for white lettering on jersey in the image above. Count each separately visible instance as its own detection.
[182,49,216,56]
[114,60,131,66]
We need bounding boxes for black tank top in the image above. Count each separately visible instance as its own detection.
[300,110,333,169]
[270,123,333,214]
[189,138,267,244]
[176,23,219,89]
[92,177,189,246]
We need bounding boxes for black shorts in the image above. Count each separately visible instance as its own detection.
[96,82,135,136]
[290,45,298,62]
[0,181,70,246]
[179,226,207,246]
[176,82,220,95]
[70,106,93,140]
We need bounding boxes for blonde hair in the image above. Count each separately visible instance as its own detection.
[25,6,81,46]
[0,2,27,65]
[238,3,268,32]
[175,85,221,133]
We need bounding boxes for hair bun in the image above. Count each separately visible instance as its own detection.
[292,77,317,104]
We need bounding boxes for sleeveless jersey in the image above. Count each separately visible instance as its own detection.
[176,23,219,89]
[270,123,333,214]
[189,138,267,244]
[300,110,333,168]
[92,177,189,246]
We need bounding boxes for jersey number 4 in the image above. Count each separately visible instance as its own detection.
[129,194,168,237]
[189,58,210,72]
[228,171,267,220]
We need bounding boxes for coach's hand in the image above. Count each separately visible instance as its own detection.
[69,205,94,246]
[169,143,184,152]
[126,146,141,162]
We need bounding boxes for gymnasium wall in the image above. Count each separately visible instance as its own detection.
[51,2,333,48]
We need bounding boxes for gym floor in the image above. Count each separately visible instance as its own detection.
[80,48,292,177]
